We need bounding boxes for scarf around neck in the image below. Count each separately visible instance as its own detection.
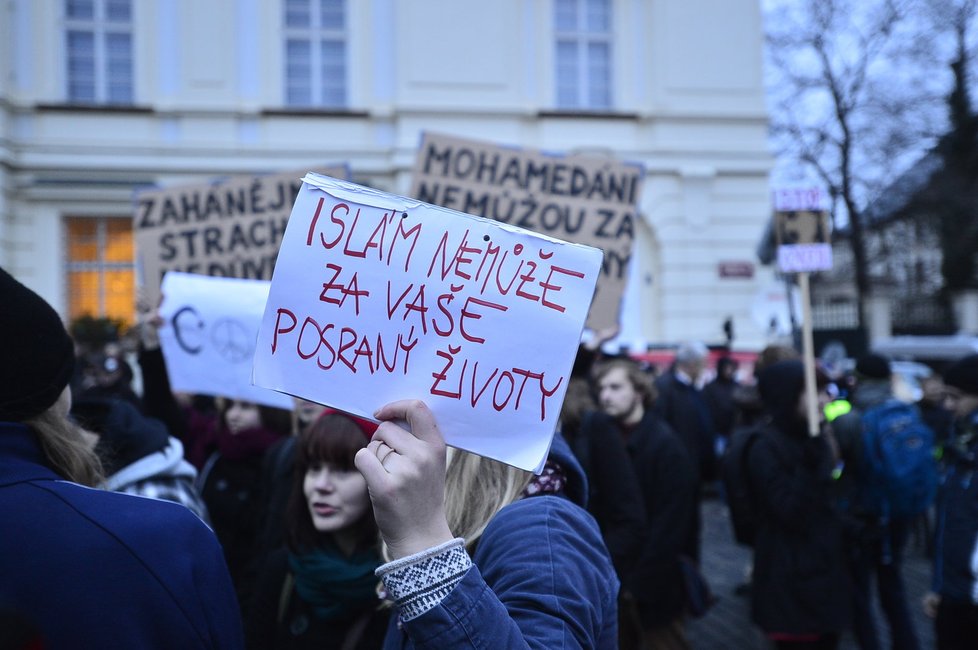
[288,540,380,621]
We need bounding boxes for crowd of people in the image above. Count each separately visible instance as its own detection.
[3,262,978,650]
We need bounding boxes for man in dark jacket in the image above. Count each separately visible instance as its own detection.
[748,359,851,647]
[655,341,717,485]
[832,354,922,650]
[926,354,978,649]
[596,358,698,650]
[704,356,740,445]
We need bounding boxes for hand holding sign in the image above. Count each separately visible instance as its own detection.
[355,400,454,559]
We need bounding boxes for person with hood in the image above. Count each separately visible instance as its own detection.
[747,359,851,648]
[832,354,923,650]
[70,396,209,522]
[355,399,619,649]
[924,354,978,648]
[0,267,243,649]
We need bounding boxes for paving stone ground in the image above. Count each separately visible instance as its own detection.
[685,497,936,649]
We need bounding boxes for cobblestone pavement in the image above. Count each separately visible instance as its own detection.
[686,497,936,649]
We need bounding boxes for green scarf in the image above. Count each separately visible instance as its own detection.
[288,540,380,621]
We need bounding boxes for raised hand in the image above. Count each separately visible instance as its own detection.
[355,400,455,559]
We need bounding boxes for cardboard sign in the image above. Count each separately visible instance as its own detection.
[158,272,293,410]
[135,166,348,307]
[253,174,603,472]
[409,132,643,332]
[775,210,831,246]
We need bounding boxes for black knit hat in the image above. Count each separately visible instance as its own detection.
[944,354,978,396]
[856,353,891,381]
[0,267,76,421]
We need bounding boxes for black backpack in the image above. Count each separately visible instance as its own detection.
[721,425,768,547]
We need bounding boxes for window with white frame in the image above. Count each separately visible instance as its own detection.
[65,0,133,104]
[555,0,612,110]
[283,0,347,108]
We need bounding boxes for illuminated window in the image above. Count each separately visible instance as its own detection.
[65,0,133,104]
[65,217,135,327]
[283,0,347,107]
[555,0,612,110]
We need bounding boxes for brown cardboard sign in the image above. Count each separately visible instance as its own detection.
[134,166,348,306]
[774,210,831,246]
[408,132,643,331]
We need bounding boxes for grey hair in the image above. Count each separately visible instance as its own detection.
[675,341,709,365]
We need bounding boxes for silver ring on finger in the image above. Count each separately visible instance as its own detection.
[377,442,396,465]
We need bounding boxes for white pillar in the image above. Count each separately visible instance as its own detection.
[953,291,978,335]
[866,295,892,346]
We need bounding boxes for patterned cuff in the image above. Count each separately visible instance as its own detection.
[376,538,472,621]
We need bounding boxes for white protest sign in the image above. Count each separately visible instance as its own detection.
[777,244,833,272]
[158,272,293,410]
[253,174,603,472]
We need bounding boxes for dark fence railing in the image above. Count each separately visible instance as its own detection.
[891,295,957,336]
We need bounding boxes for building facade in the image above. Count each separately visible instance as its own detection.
[0,0,775,350]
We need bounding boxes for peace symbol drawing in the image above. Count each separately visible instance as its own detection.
[209,317,253,363]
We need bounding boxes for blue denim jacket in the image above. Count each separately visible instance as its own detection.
[383,434,620,649]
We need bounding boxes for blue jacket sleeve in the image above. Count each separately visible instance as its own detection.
[396,496,619,649]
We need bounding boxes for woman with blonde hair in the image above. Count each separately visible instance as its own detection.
[356,400,619,648]
[0,267,242,649]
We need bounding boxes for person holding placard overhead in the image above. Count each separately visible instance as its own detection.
[746,359,851,648]
[355,399,619,649]
[0,267,243,649]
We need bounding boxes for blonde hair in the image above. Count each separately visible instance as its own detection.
[380,448,533,562]
[444,448,533,549]
[26,409,104,487]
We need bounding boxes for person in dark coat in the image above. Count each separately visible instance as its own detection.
[655,340,716,484]
[195,398,292,609]
[559,376,646,578]
[925,354,978,649]
[596,358,698,650]
[704,356,740,444]
[748,359,852,648]
[0,266,243,649]
[918,371,954,448]
[248,410,387,649]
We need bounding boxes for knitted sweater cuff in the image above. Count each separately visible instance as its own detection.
[376,538,471,621]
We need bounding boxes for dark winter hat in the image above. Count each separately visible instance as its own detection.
[944,354,978,396]
[855,353,891,381]
[0,267,76,422]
